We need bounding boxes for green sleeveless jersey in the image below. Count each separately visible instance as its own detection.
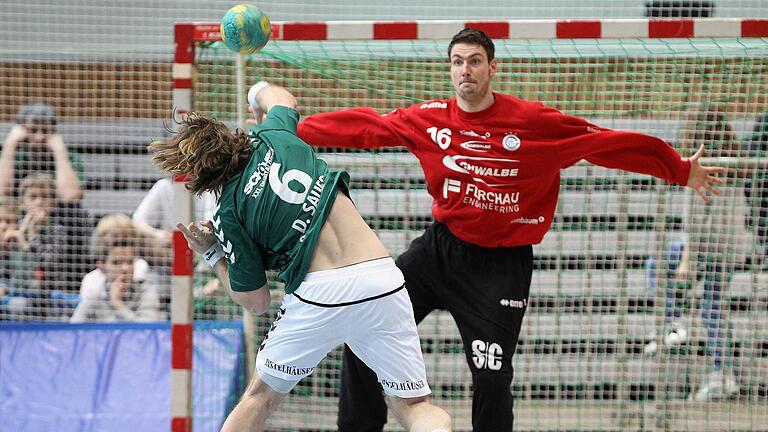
[210,106,349,294]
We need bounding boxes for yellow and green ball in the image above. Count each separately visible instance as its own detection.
[220,4,271,54]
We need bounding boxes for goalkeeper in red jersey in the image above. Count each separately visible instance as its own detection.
[151,83,450,432]
[296,28,725,432]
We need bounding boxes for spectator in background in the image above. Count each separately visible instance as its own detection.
[132,177,216,288]
[0,102,83,202]
[743,112,768,263]
[80,213,151,295]
[0,199,30,263]
[132,177,216,246]
[133,176,218,317]
[17,173,92,319]
[70,234,162,322]
[646,109,764,359]
[674,103,749,401]
[78,212,170,319]
[0,199,33,320]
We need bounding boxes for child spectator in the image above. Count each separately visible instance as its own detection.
[17,173,92,319]
[70,234,161,322]
[743,112,768,263]
[80,213,151,294]
[0,199,33,320]
[681,103,749,400]
[0,199,29,258]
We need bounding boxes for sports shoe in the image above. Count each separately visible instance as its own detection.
[664,326,688,346]
[643,339,659,355]
[690,370,740,401]
[643,325,688,354]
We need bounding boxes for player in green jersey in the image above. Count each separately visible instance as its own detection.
[149,82,451,432]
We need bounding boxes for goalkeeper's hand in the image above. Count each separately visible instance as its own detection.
[686,144,726,203]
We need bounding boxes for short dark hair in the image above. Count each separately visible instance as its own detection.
[16,101,57,126]
[448,28,496,61]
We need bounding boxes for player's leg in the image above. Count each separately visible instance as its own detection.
[337,347,388,432]
[220,369,285,432]
[453,315,519,432]
[337,305,436,431]
[444,240,533,432]
[246,289,346,429]
[389,395,451,432]
[338,225,444,432]
[337,287,436,432]
[345,264,450,432]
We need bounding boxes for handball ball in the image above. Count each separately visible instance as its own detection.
[220,4,271,54]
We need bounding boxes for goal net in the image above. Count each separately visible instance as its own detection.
[180,20,768,431]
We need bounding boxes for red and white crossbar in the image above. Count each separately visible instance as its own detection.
[179,18,768,43]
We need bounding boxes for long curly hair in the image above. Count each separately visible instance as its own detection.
[149,112,253,199]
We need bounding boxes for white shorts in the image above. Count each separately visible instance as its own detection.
[255,257,431,399]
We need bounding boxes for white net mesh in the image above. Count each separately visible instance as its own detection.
[188,36,768,430]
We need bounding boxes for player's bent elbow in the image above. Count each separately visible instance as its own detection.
[261,86,297,112]
[270,96,297,111]
[229,285,271,315]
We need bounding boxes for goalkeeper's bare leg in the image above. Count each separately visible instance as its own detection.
[390,395,451,432]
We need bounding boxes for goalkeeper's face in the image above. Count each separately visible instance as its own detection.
[450,43,497,103]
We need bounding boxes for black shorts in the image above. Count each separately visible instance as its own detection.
[338,222,534,432]
[396,222,533,373]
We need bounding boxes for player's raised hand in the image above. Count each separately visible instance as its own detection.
[246,81,267,125]
[177,221,217,255]
[246,105,266,126]
[686,144,726,202]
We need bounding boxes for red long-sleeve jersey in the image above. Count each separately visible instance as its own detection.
[298,93,691,247]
